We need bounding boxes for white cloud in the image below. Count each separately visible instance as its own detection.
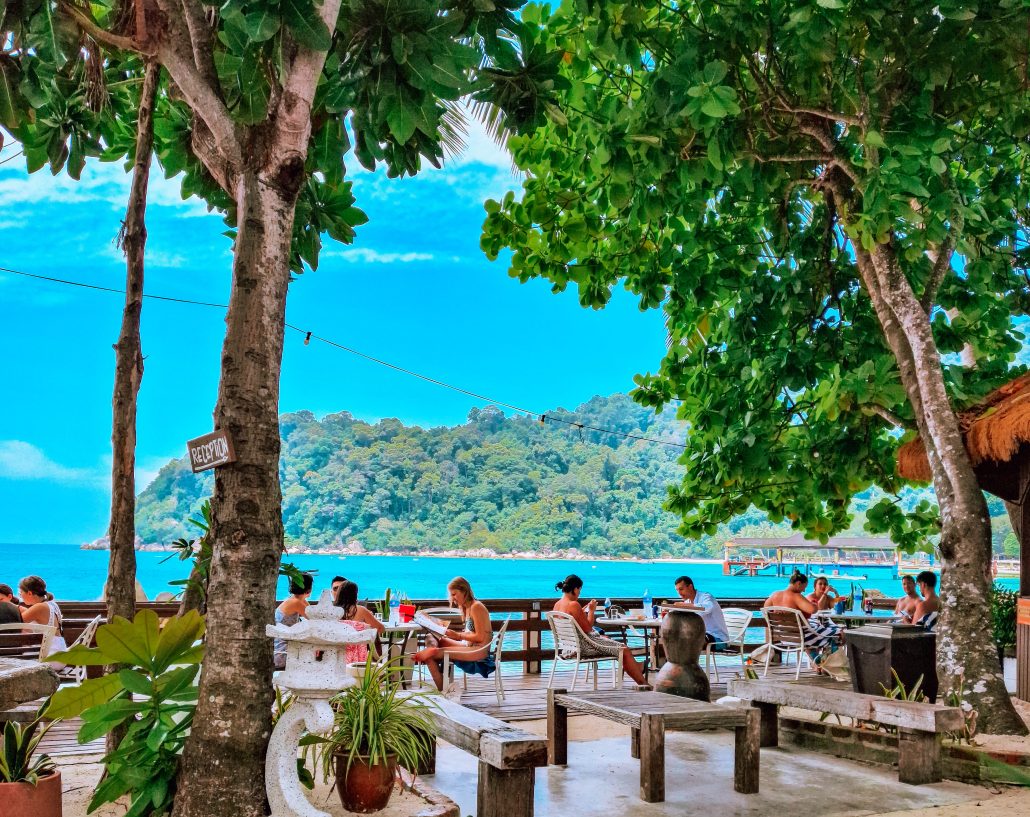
[326,248,435,264]
[0,160,215,217]
[0,440,107,489]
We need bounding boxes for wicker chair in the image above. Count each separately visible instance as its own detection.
[546,612,624,691]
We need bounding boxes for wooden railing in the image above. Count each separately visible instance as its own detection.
[53,595,901,674]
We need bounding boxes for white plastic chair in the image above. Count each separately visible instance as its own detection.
[760,607,814,679]
[0,622,56,660]
[546,612,624,691]
[704,608,753,681]
[58,615,102,683]
[442,616,512,704]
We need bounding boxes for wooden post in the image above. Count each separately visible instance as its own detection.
[547,688,568,766]
[897,728,941,785]
[525,605,542,674]
[477,763,535,817]
[733,707,760,794]
[638,713,665,803]
[755,702,779,747]
[630,726,640,759]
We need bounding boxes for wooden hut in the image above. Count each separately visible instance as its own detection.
[896,372,1030,698]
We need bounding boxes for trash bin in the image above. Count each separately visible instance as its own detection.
[845,624,938,703]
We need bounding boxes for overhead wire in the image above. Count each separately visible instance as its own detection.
[0,264,688,450]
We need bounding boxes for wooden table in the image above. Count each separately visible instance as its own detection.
[546,687,760,802]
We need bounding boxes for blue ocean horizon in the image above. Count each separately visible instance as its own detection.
[2,542,1016,603]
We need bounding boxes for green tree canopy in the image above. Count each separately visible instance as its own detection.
[482,0,1030,732]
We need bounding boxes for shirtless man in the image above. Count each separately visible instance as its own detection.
[893,575,921,622]
[764,571,817,617]
[911,571,940,629]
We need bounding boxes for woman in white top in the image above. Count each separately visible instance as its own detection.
[18,574,66,661]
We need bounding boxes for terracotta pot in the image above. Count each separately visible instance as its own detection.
[334,753,397,813]
[0,769,63,817]
[398,604,416,624]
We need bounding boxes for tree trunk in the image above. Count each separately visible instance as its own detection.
[106,61,159,624]
[855,242,1025,734]
[171,165,300,817]
[105,60,159,755]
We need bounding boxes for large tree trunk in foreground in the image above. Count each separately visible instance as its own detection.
[105,60,159,755]
[855,241,1025,734]
[171,165,301,817]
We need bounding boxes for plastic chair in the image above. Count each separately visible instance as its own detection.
[0,623,56,660]
[442,616,512,704]
[703,608,753,681]
[546,612,624,691]
[760,607,813,679]
[58,615,102,683]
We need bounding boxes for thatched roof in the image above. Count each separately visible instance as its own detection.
[896,372,1030,482]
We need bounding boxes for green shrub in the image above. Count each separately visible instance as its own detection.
[992,584,1018,652]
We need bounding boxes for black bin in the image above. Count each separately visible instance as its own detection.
[845,624,938,703]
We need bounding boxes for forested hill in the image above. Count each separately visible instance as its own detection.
[134,394,720,558]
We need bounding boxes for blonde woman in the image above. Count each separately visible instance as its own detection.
[413,577,492,693]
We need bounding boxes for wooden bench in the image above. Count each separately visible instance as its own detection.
[414,694,548,817]
[728,678,964,784]
[547,687,759,802]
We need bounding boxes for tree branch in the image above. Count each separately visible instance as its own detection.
[773,104,861,126]
[60,3,142,52]
[919,234,954,313]
[275,0,345,157]
[866,404,913,430]
[178,0,220,95]
[751,153,833,163]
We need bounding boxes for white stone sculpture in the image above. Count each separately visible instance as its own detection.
[266,589,378,817]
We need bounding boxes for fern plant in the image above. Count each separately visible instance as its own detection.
[0,703,56,784]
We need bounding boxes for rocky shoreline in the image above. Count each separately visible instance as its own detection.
[79,536,721,563]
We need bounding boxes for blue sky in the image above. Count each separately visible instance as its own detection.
[0,124,669,544]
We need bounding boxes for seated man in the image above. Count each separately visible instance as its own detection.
[893,574,921,622]
[671,575,729,644]
[911,570,940,631]
[0,583,21,624]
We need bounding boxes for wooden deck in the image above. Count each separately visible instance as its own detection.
[40,659,820,757]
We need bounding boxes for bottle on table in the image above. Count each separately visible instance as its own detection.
[389,595,401,625]
[642,589,652,619]
[863,596,873,616]
[603,597,612,617]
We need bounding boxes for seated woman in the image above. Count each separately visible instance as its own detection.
[764,571,843,664]
[333,580,385,664]
[273,573,313,670]
[18,575,65,660]
[806,576,839,612]
[413,577,492,693]
[553,574,646,686]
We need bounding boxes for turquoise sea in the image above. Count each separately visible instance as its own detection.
[1,543,1018,602]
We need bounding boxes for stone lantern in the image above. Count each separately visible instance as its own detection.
[265,589,378,817]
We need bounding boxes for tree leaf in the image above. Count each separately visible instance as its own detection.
[244,10,281,42]
[46,674,125,719]
[282,0,332,51]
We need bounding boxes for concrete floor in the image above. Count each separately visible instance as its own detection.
[426,727,985,817]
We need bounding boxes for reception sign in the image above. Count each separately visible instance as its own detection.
[187,429,236,472]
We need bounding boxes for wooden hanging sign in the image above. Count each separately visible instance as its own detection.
[187,429,237,473]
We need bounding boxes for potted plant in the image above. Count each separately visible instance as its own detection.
[0,705,61,817]
[305,657,437,813]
